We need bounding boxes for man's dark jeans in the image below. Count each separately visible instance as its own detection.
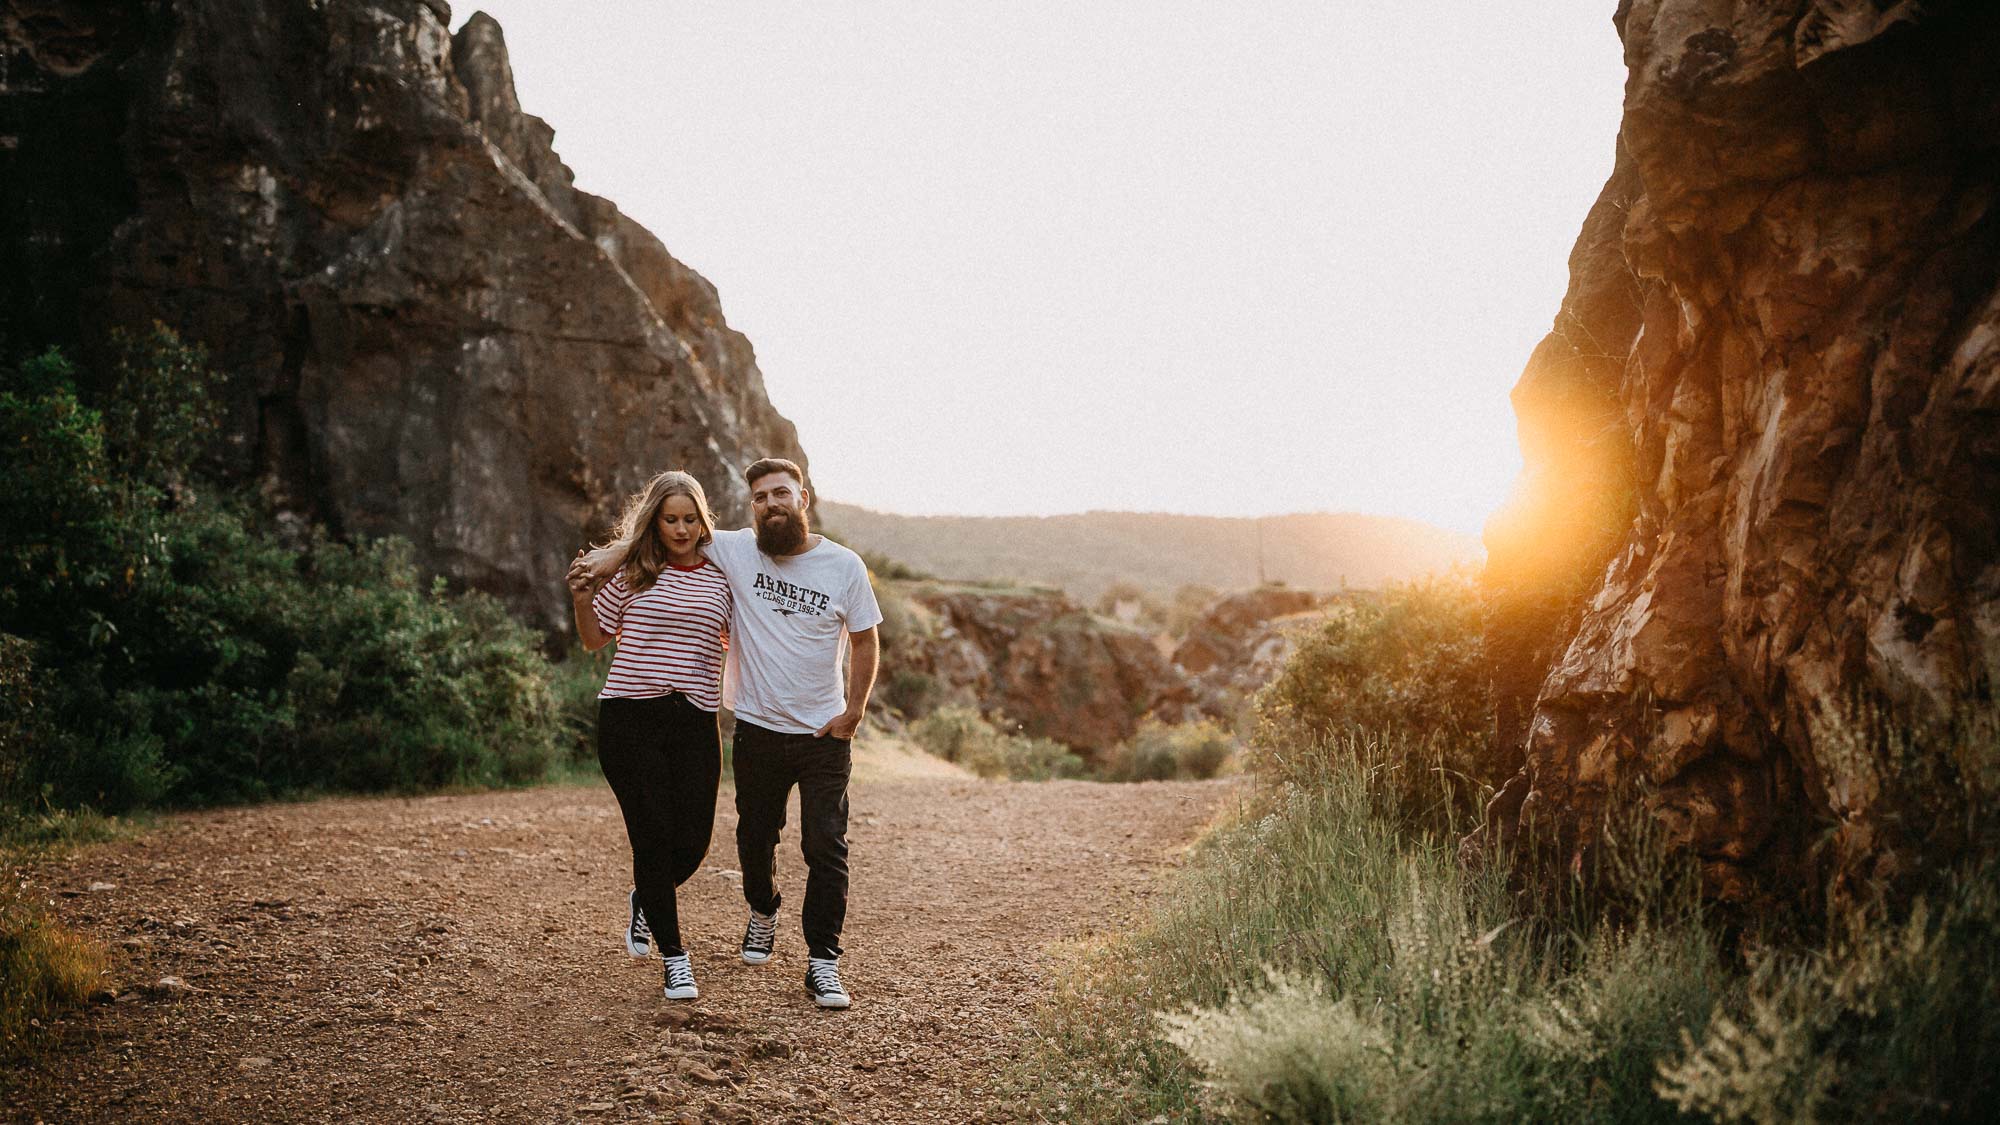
[732,719,851,960]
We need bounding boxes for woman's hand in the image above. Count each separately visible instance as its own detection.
[569,549,612,651]
[566,550,597,597]
[577,543,626,585]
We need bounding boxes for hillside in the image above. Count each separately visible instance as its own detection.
[818,502,1480,600]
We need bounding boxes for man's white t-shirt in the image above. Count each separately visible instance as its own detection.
[705,528,884,735]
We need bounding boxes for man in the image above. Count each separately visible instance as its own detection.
[575,458,880,1009]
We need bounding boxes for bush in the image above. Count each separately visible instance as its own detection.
[1024,680,2000,1121]
[1020,736,1733,1123]
[1,330,566,812]
[908,706,1085,781]
[1101,718,1236,782]
[0,636,42,808]
[1253,571,1492,828]
[906,705,990,762]
[1658,859,2000,1123]
[882,669,939,719]
[549,644,615,764]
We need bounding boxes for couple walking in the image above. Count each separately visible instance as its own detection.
[566,458,881,1009]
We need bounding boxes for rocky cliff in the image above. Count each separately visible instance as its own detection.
[1171,586,1327,718]
[0,1,805,634]
[1483,1,2000,904]
[878,581,1190,756]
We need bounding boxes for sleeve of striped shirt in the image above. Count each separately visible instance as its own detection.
[592,573,629,636]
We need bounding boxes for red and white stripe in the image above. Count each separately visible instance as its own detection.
[591,562,731,709]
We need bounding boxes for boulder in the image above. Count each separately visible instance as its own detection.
[0,1,805,634]
[1482,1,2000,905]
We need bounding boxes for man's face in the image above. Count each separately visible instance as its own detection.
[750,471,809,554]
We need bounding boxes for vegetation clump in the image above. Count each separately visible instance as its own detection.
[0,328,586,1054]
[1,329,571,814]
[0,870,110,1059]
[1019,571,2000,1123]
[1099,717,1236,782]
[907,706,1085,782]
[1253,570,1492,827]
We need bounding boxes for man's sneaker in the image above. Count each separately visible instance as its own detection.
[805,957,850,1009]
[740,907,777,964]
[623,890,652,958]
[662,953,698,1001]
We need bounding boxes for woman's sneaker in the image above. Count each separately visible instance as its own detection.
[740,907,777,964]
[662,953,698,1001]
[623,890,652,958]
[804,957,850,1009]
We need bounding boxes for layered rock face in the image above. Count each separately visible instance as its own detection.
[880,582,1189,755]
[1485,1,2000,903]
[1172,586,1327,718]
[0,2,804,633]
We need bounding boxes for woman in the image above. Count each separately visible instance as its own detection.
[568,470,730,1001]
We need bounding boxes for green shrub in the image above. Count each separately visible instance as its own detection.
[1102,718,1236,781]
[549,644,615,763]
[908,705,1085,781]
[2,330,566,812]
[973,733,1085,782]
[882,668,939,718]
[907,705,991,763]
[1253,571,1492,828]
[0,636,40,808]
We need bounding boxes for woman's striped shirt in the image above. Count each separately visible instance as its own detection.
[591,561,731,709]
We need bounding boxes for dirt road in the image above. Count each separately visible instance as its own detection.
[9,760,1230,1123]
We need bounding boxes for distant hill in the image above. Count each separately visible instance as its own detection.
[817,502,1482,601]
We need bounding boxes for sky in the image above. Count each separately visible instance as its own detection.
[450,3,1629,535]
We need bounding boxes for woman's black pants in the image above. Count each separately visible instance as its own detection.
[596,694,721,955]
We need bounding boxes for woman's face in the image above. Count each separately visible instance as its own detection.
[655,494,704,562]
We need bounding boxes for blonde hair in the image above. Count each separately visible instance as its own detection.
[608,471,716,590]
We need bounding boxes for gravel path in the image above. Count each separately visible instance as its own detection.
[9,769,1230,1123]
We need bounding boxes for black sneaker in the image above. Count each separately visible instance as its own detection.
[805,957,850,1009]
[740,907,777,965]
[662,952,698,1001]
[623,890,652,958]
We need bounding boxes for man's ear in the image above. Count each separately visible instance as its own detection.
[798,486,811,512]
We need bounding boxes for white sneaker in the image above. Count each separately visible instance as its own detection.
[623,890,652,958]
[805,957,850,1009]
[741,907,777,964]
[662,953,698,1001]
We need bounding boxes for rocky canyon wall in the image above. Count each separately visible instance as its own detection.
[1484,1,2000,905]
[0,1,805,634]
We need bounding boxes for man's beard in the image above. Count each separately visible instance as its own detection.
[756,507,808,555]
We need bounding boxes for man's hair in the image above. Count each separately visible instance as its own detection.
[743,457,807,492]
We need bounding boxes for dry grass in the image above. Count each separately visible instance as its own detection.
[0,807,130,1059]
[2,864,112,1059]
